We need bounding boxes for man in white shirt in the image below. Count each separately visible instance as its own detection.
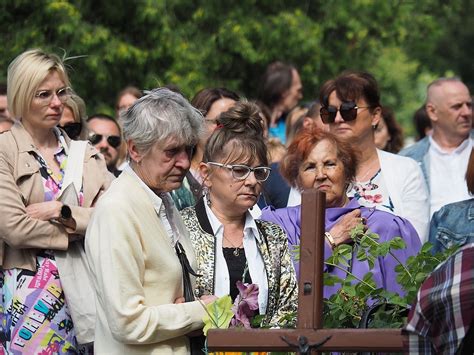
[400,77,473,217]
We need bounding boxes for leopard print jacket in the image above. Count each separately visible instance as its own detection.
[180,198,298,327]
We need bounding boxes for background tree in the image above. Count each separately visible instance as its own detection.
[0,0,470,136]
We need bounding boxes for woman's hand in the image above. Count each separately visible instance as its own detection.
[328,209,366,247]
[200,295,218,305]
[26,201,62,221]
[174,297,185,304]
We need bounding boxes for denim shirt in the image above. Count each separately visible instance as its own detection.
[429,198,474,253]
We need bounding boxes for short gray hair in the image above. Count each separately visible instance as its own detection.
[121,88,204,154]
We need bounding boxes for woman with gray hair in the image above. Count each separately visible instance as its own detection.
[85,88,216,354]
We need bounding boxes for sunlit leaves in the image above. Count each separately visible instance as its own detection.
[202,295,234,336]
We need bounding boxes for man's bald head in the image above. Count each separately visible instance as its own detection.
[425,78,472,147]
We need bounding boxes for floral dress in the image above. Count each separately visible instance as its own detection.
[347,169,395,213]
[0,133,89,354]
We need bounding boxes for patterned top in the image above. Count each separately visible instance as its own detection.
[180,199,298,327]
[33,130,84,205]
[404,243,474,354]
[348,169,395,213]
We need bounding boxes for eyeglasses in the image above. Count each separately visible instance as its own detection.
[59,122,82,140]
[207,162,271,182]
[88,132,122,148]
[34,87,72,106]
[320,102,371,124]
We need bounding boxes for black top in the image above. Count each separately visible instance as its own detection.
[223,247,252,301]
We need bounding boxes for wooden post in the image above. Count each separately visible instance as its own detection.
[297,190,326,330]
[206,189,407,353]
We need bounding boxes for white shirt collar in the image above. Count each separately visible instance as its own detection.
[429,135,472,155]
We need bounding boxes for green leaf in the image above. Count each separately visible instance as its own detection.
[202,295,234,336]
[389,237,406,250]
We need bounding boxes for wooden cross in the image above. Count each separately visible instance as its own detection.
[207,189,407,353]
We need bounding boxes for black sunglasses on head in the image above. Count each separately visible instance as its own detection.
[59,122,82,140]
[320,102,371,124]
[88,133,122,148]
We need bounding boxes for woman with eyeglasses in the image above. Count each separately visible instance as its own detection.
[0,49,112,353]
[58,92,88,140]
[318,71,429,242]
[180,100,298,328]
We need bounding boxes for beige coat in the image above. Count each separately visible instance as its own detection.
[0,122,112,271]
[85,172,206,354]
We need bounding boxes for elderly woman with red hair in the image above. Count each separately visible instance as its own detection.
[261,128,421,298]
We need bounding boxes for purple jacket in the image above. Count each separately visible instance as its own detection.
[260,198,421,298]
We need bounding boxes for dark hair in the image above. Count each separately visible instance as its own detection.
[191,87,240,117]
[467,149,474,194]
[258,61,297,109]
[0,83,6,96]
[203,100,268,167]
[87,113,122,135]
[319,71,381,112]
[280,127,358,188]
[306,101,322,120]
[380,106,404,153]
[115,86,143,110]
[413,105,431,141]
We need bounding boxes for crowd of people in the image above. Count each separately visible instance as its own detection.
[0,48,472,354]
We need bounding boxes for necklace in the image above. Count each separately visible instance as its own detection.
[223,234,244,256]
[357,159,380,182]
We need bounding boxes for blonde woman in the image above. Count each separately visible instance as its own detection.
[0,49,111,353]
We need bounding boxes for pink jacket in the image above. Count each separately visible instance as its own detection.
[0,122,113,270]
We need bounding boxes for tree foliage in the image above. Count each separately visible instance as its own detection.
[0,0,470,133]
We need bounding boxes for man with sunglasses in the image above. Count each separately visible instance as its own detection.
[400,78,473,217]
[86,113,122,177]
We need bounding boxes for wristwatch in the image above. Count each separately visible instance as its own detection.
[60,204,72,220]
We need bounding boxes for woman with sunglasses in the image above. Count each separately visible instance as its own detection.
[318,71,429,242]
[0,49,112,353]
[180,100,298,328]
[58,92,87,140]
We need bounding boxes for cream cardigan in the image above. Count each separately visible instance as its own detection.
[85,172,206,354]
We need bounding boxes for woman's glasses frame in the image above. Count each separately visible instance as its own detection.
[207,162,271,182]
[320,101,371,124]
[34,87,72,107]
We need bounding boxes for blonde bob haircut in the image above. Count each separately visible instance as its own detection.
[7,48,70,119]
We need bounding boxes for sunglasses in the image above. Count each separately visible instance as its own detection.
[207,162,271,182]
[320,102,371,124]
[88,132,122,148]
[59,122,82,140]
